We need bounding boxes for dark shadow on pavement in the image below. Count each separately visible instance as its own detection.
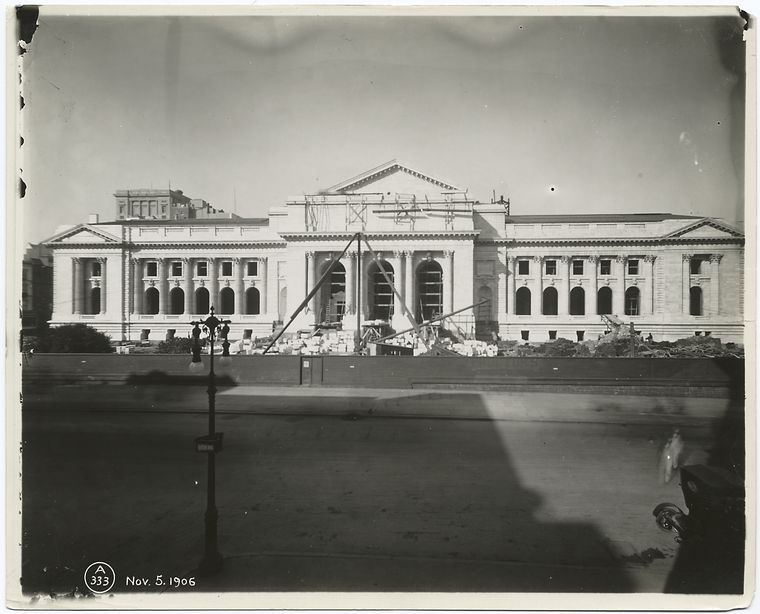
[662,396,745,594]
[21,390,635,594]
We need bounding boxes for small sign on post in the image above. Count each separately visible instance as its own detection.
[195,432,224,453]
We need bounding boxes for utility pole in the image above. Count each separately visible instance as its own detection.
[355,234,362,353]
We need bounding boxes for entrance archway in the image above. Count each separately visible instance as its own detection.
[319,261,346,323]
[368,261,394,321]
[416,260,442,322]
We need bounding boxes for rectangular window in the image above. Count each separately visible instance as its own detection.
[92,262,102,277]
[690,259,702,275]
[600,259,611,275]
[221,261,233,276]
[171,261,183,276]
[247,261,258,277]
[548,330,557,340]
[545,260,557,275]
[196,261,207,276]
[517,260,530,275]
[627,259,639,275]
[576,330,585,342]
[521,330,529,341]
[146,262,158,277]
[572,260,584,275]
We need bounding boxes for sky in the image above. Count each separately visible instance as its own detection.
[18,9,748,244]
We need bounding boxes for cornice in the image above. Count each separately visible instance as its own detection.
[280,231,480,241]
[48,240,287,250]
[480,237,745,247]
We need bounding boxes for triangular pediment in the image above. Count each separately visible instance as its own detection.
[326,160,460,195]
[45,224,121,245]
[665,218,744,240]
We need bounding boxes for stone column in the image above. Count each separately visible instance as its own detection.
[531,256,542,316]
[682,254,692,315]
[208,259,219,313]
[306,251,316,315]
[391,251,403,321]
[157,258,168,315]
[404,250,414,316]
[72,258,83,314]
[643,255,656,315]
[442,250,454,314]
[260,258,268,316]
[183,257,193,315]
[559,256,570,315]
[614,256,626,316]
[234,258,245,315]
[710,254,722,315]
[360,252,369,320]
[132,258,142,315]
[345,251,356,315]
[586,256,598,316]
[98,258,107,314]
[506,256,515,316]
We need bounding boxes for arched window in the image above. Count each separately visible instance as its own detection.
[597,287,612,315]
[89,287,101,314]
[369,261,394,320]
[542,287,558,315]
[569,287,585,315]
[220,287,235,315]
[246,287,261,315]
[144,287,159,315]
[417,260,442,322]
[169,287,184,315]
[515,287,531,315]
[477,286,493,321]
[690,286,703,316]
[319,261,346,323]
[195,287,210,315]
[625,286,640,316]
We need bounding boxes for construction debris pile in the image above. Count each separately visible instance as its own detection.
[628,335,744,359]
[245,330,358,355]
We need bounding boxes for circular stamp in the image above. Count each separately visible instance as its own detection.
[84,561,116,594]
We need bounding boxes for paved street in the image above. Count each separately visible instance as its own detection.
[19,385,743,597]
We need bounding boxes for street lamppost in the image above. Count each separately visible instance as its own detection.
[190,306,230,576]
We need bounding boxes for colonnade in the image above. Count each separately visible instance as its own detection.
[71,257,107,315]
[503,254,657,317]
[129,256,268,316]
[304,249,456,321]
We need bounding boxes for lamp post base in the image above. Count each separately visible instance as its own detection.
[198,551,224,577]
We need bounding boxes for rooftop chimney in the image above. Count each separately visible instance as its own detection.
[88,213,100,224]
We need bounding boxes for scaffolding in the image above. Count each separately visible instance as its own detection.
[345,194,369,231]
[305,194,330,232]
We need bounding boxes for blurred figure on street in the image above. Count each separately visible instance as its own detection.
[660,428,685,483]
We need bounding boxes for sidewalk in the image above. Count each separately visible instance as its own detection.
[186,547,674,595]
[24,383,738,426]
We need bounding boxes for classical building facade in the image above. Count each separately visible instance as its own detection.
[44,161,745,343]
